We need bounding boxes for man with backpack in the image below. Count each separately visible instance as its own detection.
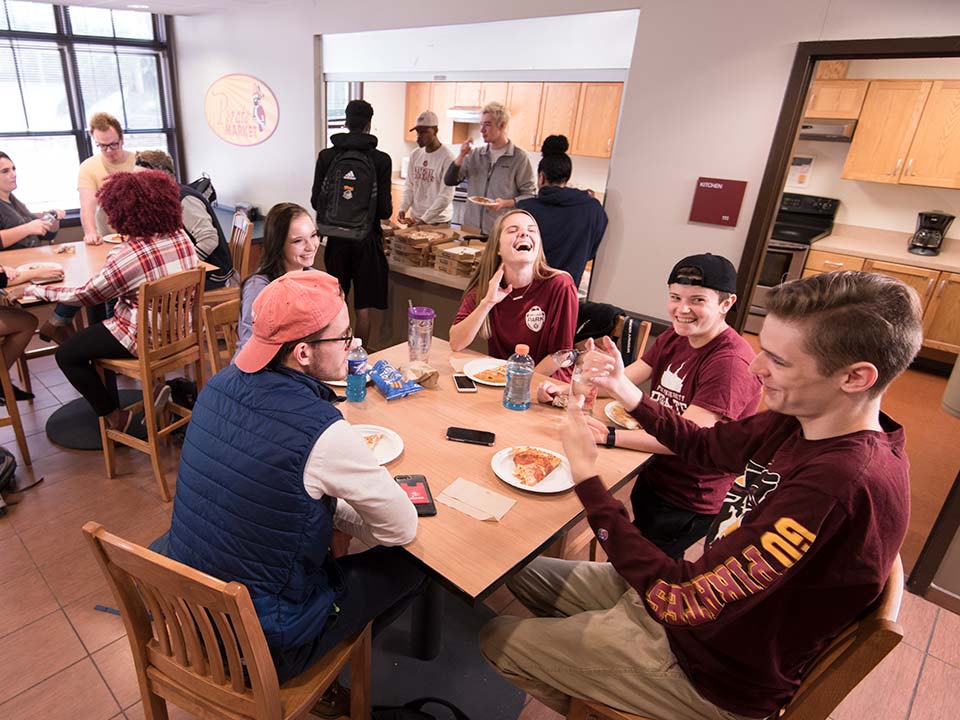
[311,99,392,345]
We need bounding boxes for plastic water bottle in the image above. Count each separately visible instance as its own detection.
[502,343,535,411]
[346,338,368,403]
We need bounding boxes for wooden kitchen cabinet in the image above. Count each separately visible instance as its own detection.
[841,80,932,184]
[804,249,864,274]
[899,80,960,190]
[404,82,432,142]
[455,82,481,107]
[923,272,960,353]
[572,82,623,158]
[535,82,581,151]
[804,80,869,119]
[430,82,458,145]
[861,259,940,312]
[506,82,543,152]
[480,82,508,106]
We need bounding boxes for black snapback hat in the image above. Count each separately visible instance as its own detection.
[667,253,737,294]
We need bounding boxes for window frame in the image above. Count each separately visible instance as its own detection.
[0,3,180,213]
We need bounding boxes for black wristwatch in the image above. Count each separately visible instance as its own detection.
[605,425,617,448]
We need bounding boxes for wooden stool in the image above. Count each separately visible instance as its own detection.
[0,356,30,464]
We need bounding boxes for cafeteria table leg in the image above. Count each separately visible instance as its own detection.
[410,580,443,661]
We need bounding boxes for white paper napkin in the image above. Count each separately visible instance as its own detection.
[449,356,470,373]
[437,477,516,522]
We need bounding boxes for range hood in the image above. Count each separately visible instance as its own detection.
[798,119,857,143]
[448,106,483,123]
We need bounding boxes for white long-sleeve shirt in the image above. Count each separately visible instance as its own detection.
[303,419,418,547]
[401,144,455,224]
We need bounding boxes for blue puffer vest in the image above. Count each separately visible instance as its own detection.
[168,363,344,655]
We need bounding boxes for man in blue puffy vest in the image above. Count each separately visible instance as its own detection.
[166,270,423,713]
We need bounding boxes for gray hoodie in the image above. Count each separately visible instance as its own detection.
[443,140,536,234]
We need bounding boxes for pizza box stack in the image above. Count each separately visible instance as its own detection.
[388,225,457,267]
[434,238,483,277]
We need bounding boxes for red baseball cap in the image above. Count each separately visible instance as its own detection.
[234,270,345,373]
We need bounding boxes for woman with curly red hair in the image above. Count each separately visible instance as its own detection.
[26,170,198,432]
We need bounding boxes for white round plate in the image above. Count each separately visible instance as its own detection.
[16,261,63,284]
[491,446,574,494]
[463,357,508,387]
[605,401,640,430]
[103,233,124,244]
[353,424,403,465]
[325,374,370,388]
[468,196,497,206]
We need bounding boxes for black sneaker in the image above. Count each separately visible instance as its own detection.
[0,384,35,405]
[311,679,350,718]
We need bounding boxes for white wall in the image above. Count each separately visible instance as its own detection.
[359,82,409,171]
[172,0,960,322]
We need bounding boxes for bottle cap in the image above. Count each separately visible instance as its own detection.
[351,338,362,350]
[515,343,529,355]
[408,306,436,320]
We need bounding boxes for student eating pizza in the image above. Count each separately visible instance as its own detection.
[448,209,578,380]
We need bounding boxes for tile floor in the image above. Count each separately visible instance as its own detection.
[0,353,958,719]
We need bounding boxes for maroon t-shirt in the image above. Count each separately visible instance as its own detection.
[576,401,909,718]
[639,326,761,514]
[454,272,578,380]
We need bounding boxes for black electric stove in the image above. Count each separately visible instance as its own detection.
[770,193,840,246]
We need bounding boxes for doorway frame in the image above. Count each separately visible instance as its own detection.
[733,36,960,599]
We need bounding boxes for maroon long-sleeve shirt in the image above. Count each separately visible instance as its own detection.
[575,395,909,718]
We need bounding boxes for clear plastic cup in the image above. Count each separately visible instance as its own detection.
[408,306,436,363]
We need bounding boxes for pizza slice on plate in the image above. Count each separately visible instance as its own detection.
[512,447,562,487]
[475,364,507,383]
[610,404,640,429]
[363,433,383,452]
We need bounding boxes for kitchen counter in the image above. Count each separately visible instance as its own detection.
[388,260,469,291]
[814,223,960,274]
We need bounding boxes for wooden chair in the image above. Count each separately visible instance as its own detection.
[566,555,905,720]
[95,268,205,502]
[0,355,30,465]
[203,299,240,374]
[83,521,372,720]
[204,210,253,307]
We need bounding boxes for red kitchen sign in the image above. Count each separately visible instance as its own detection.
[204,74,279,146]
[689,177,747,227]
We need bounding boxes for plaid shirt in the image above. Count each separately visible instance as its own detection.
[30,231,198,354]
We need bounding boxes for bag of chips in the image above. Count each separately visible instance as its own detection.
[370,359,423,400]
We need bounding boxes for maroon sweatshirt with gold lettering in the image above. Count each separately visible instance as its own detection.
[575,395,909,718]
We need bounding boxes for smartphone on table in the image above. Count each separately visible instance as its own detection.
[445,426,496,446]
[453,374,477,393]
[395,474,437,516]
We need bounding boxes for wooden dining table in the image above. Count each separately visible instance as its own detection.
[342,340,650,605]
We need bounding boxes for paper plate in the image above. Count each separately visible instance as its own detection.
[352,424,403,465]
[463,358,508,387]
[16,261,63,284]
[605,401,640,430]
[491,446,574,494]
[103,233,124,244]
[468,196,497,206]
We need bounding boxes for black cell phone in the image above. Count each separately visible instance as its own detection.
[453,374,478,393]
[446,426,496,446]
[395,474,437,516]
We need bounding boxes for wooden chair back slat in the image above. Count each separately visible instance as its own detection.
[176,597,207,675]
[229,211,253,284]
[186,599,224,684]
[203,299,241,374]
[153,585,190,667]
[212,609,249,694]
[139,582,172,656]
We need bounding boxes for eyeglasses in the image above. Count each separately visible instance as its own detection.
[96,141,121,151]
[309,327,353,351]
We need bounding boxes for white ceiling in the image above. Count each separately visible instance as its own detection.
[31,0,280,17]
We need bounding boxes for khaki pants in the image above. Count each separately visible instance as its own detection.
[479,557,755,720]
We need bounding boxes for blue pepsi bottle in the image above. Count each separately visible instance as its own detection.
[346,338,368,403]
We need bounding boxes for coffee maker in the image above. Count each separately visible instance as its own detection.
[909,210,955,256]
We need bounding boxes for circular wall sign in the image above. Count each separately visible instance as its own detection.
[204,74,279,146]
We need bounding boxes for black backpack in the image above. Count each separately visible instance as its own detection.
[187,172,217,205]
[316,149,378,241]
[372,697,471,720]
[0,445,43,516]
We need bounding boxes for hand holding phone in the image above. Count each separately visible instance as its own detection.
[395,474,437,516]
[446,426,496,446]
